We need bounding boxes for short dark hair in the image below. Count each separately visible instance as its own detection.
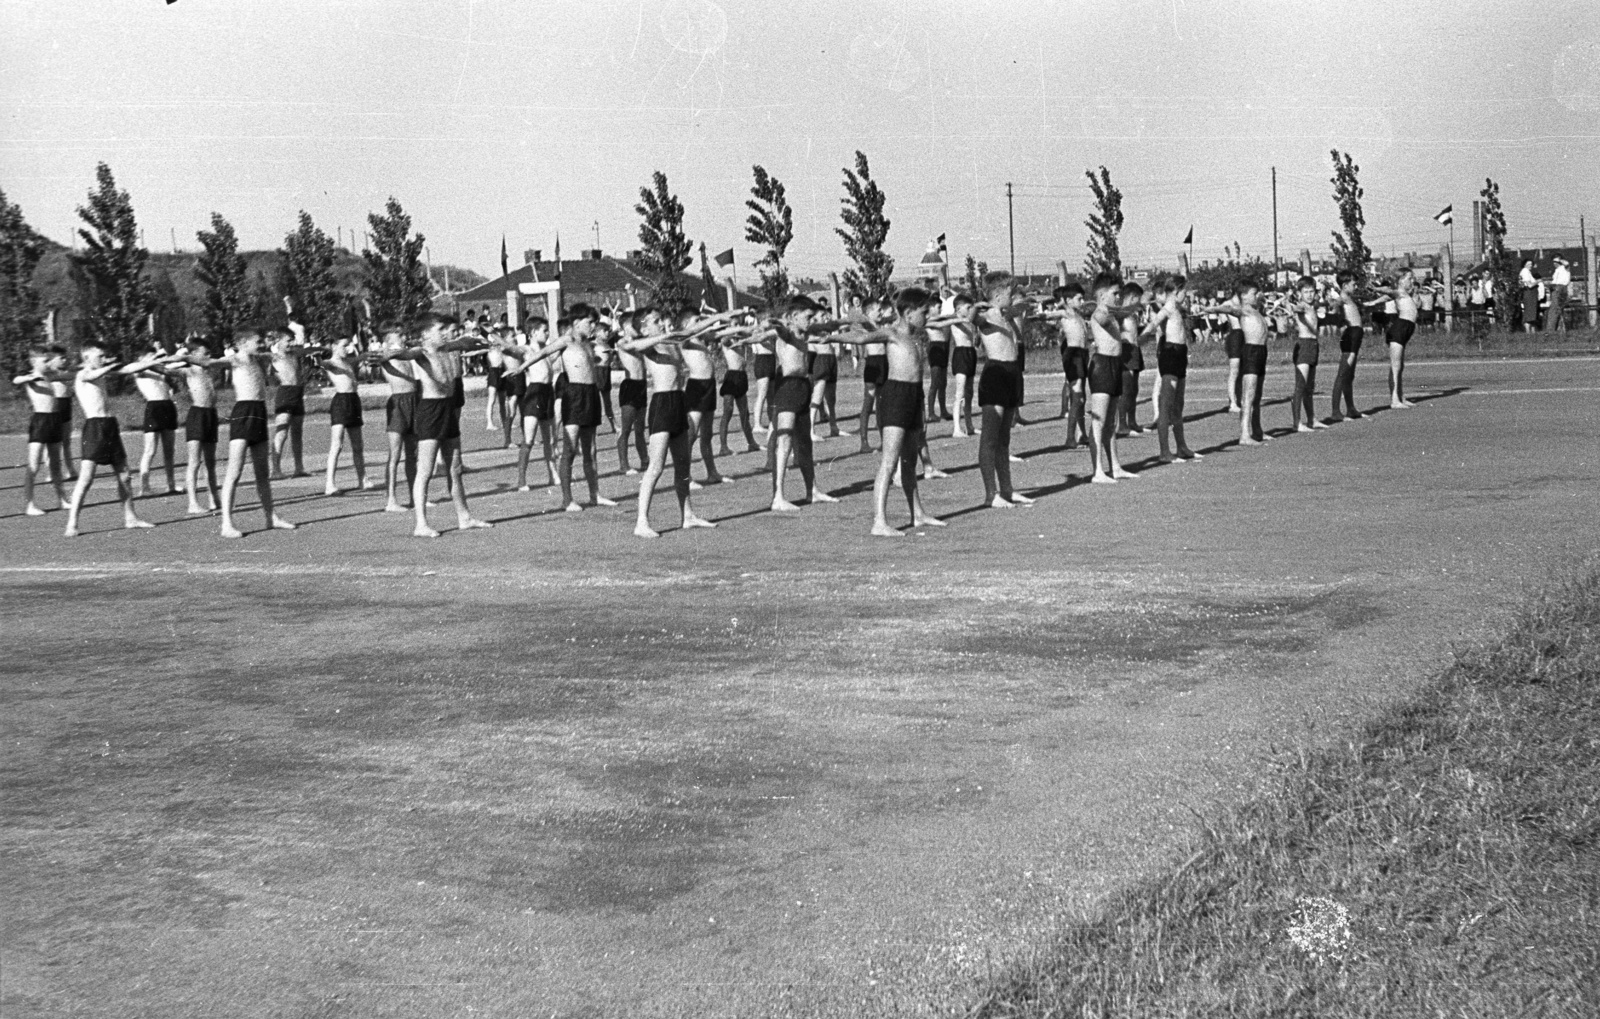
[1091,272,1121,297]
[951,290,977,307]
[28,344,52,360]
[567,302,599,323]
[1118,282,1144,301]
[983,270,1015,296]
[557,317,572,332]
[1054,283,1083,301]
[1335,270,1355,286]
[1236,278,1263,296]
[523,316,549,331]
[894,287,932,316]
[1297,276,1316,290]
[413,311,459,331]
[781,295,824,316]
[376,320,407,336]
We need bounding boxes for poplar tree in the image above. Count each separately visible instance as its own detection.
[193,213,249,351]
[1084,165,1124,277]
[71,162,154,361]
[1329,150,1371,283]
[362,197,432,327]
[744,165,794,303]
[0,188,46,376]
[835,151,893,300]
[635,171,693,312]
[277,211,342,339]
[1480,178,1512,325]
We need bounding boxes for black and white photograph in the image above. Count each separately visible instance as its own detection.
[3,2,1598,1016]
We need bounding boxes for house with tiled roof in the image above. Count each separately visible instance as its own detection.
[449,249,761,317]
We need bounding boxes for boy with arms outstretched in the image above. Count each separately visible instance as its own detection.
[62,343,174,536]
[624,308,720,537]
[1052,283,1092,448]
[1196,280,1272,446]
[12,346,72,515]
[268,312,317,479]
[765,296,841,512]
[1328,272,1365,421]
[974,272,1035,508]
[1139,277,1202,462]
[1369,271,1419,409]
[1287,277,1329,433]
[177,335,222,515]
[1085,274,1139,483]
[613,312,651,473]
[129,340,183,496]
[319,333,376,495]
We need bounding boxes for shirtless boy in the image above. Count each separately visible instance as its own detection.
[1116,283,1149,437]
[513,318,561,491]
[925,300,952,423]
[1221,299,1246,414]
[12,346,72,515]
[678,309,728,486]
[613,312,651,473]
[319,333,374,494]
[1051,283,1092,448]
[554,304,620,512]
[747,316,777,439]
[382,313,494,536]
[717,323,761,457]
[974,272,1035,508]
[766,296,840,512]
[495,326,526,451]
[856,297,890,454]
[1139,277,1202,462]
[1197,280,1271,445]
[1328,271,1366,421]
[371,324,419,512]
[624,308,718,538]
[48,345,76,475]
[1370,270,1418,408]
[945,291,980,439]
[806,327,844,441]
[832,288,947,536]
[177,335,222,514]
[268,321,318,479]
[62,343,171,536]
[1085,274,1139,483]
[1288,277,1329,433]
[129,340,183,496]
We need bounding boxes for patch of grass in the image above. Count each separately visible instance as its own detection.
[966,564,1600,1017]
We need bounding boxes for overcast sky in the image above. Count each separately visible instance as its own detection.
[3,0,1596,280]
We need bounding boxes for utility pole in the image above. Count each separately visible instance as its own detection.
[170,227,177,254]
[1006,182,1015,275]
[1271,166,1280,282]
[593,220,600,251]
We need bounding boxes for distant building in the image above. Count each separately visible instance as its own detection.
[450,249,760,319]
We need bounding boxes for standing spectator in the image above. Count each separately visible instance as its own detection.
[1519,258,1540,333]
[1548,257,1572,332]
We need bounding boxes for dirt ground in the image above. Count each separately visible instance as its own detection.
[3,356,1597,1018]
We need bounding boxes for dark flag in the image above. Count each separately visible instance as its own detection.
[500,235,509,280]
[1434,205,1454,226]
[699,243,722,312]
[554,234,562,280]
[713,247,735,269]
[1183,226,1193,245]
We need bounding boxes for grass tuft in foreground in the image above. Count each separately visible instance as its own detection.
[966,565,1600,1017]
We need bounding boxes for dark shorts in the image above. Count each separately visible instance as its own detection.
[1224,329,1246,360]
[1339,325,1364,354]
[719,369,749,400]
[1088,352,1123,397]
[143,399,179,433]
[28,411,63,445]
[618,377,648,410]
[927,342,949,371]
[229,400,270,446]
[501,372,527,400]
[977,359,1021,409]
[751,353,776,380]
[877,379,924,432]
[1241,343,1269,377]
[520,382,553,422]
[951,346,978,378]
[386,392,418,436]
[1156,341,1189,379]
[485,363,504,390]
[863,355,889,387]
[329,392,363,428]
[185,405,219,445]
[414,397,461,442]
[647,390,689,437]
[806,352,837,385]
[273,384,305,417]
[1386,318,1416,348]
[451,377,466,409]
[80,417,127,468]
[561,382,602,428]
[1292,338,1320,367]
[54,397,72,426]
[1122,342,1145,374]
[1062,346,1088,382]
[684,377,717,416]
[771,374,811,417]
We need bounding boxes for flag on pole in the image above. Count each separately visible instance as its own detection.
[1183,226,1193,245]
[554,234,562,280]
[699,243,722,312]
[936,233,947,255]
[1434,205,1454,226]
[713,247,735,269]
[500,235,509,280]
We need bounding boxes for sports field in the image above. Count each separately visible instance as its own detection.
[3,355,1597,1017]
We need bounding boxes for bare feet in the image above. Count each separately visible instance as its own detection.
[914,515,947,527]
[219,523,244,539]
[1009,492,1036,505]
[634,522,661,538]
[871,521,905,538]
[1111,468,1137,480]
[1311,421,1330,430]
[1177,449,1203,461]
[988,495,1016,508]
[1008,454,1024,463]
[25,504,46,516]
[682,515,716,529]
[688,480,704,491]
[413,524,441,538]
[458,517,493,530]
[384,501,408,513]
[594,496,619,507]
[125,518,156,530]
[1295,425,1315,434]
[517,484,532,492]
[325,485,343,496]
[1239,437,1264,446]
[63,524,81,537]
[362,478,382,489]
[1159,453,1177,464]
[952,428,970,438]
[1090,473,1116,485]
[771,498,801,513]
[564,502,584,513]
[624,468,639,477]
[270,515,296,530]
[809,489,839,504]
[923,468,950,479]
